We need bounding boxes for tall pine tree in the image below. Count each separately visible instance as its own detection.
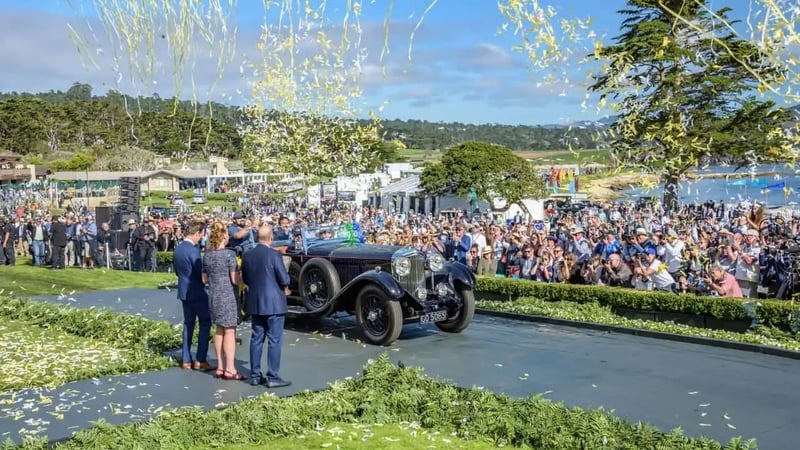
[590,0,790,210]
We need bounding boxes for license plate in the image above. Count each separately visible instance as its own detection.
[420,310,448,323]
[757,286,769,294]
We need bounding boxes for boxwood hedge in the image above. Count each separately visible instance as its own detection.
[476,277,799,329]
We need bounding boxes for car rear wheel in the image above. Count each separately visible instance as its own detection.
[298,258,341,313]
[435,287,475,333]
[355,285,403,346]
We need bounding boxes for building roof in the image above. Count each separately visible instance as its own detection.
[51,169,211,182]
[380,175,421,196]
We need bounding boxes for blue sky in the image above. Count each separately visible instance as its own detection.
[0,0,720,125]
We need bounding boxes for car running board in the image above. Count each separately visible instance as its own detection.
[286,304,330,319]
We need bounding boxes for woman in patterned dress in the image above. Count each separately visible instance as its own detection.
[202,222,244,380]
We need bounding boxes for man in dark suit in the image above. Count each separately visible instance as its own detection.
[50,216,68,269]
[241,225,291,388]
[173,221,214,371]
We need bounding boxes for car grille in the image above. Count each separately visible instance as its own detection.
[396,253,426,297]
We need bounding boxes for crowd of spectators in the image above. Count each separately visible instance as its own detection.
[4,183,800,300]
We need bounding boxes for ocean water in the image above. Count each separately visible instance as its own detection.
[619,164,800,207]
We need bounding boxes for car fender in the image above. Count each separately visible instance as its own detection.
[442,262,476,290]
[333,270,406,311]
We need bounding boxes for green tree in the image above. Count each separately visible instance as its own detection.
[241,108,382,178]
[590,0,790,210]
[419,141,546,212]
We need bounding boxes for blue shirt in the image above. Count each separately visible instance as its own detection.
[81,222,97,241]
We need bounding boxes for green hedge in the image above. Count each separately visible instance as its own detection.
[0,297,181,355]
[156,251,173,266]
[476,277,798,329]
[8,355,754,450]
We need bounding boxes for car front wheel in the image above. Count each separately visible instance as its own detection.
[435,287,475,333]
[355,285,403,346]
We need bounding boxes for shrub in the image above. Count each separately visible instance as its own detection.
[7,355,755,450]
[156,251,174,266]
[476,277,798,328]
[0,297,181,355]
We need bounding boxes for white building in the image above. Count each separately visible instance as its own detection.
[370,175,489,215]
[382,163,417,180]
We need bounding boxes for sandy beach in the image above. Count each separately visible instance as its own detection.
[579,169,784,201]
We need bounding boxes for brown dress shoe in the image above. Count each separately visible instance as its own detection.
[192,361,215,371]
[181,362,193,370]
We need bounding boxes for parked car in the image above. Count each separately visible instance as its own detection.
[192,193,207,204]
[171,195,185,206]
[271,225,476,346]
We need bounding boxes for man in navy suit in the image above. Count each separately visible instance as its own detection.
[241,225,291,388]
[173,221,214,371]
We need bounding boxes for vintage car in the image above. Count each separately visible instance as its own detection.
[271,224,476,346]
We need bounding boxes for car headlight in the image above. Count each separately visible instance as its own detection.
[393,256,411,276]
[428,252,444,272]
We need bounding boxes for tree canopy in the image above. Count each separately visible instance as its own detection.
[419,141,547,210]
[590,0,791,209]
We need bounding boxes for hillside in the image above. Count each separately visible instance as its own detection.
[0,83,613,160]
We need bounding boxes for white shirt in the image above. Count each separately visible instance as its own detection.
[472,232,487,253]
[663,239,684,273]
[735,243,760,283]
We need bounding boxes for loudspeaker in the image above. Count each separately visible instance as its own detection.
[95,206,112,225]
[119,177,142,214]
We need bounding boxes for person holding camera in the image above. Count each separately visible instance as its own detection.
[599,253,633,287]
[133,217,157,272]
[704,264,743,298]
[633,247,675,291]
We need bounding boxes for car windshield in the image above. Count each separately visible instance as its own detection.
[302,224,353,244]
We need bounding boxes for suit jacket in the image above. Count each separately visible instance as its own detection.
[50,222,68,247]
[241,243,290,316]
[173,240,208,303]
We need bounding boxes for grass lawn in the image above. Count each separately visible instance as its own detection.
[533,148,612,165]
[0,318,144,391]
[213,422,504,450]
[0,259,175,296]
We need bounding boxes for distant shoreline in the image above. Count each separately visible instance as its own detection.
[580,169,787,201]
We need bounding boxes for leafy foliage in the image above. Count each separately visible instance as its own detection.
[241,109,383,178]
[379,118,607,151]
[476,277,799,329]
[420,141,547,208]
[6,355,755,449]
[0,297,180,389]
[478,296,800,352]
[589,1,791,209]
[0,297,180,355]
[0,88,243,160]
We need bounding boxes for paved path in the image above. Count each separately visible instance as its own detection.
[1,288,798,449]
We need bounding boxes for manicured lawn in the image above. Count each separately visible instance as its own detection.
[0,261,175,295]
[0,318,139,391]
[212,422,503,450]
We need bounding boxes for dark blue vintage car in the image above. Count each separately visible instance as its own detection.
[272,225,476,346]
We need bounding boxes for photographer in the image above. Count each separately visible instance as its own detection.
[703,264,743,298]
[599,253,632,287]
[132,217,157,272]
[633,247,675,292]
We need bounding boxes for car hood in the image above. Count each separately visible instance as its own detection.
[306,242,406,259]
